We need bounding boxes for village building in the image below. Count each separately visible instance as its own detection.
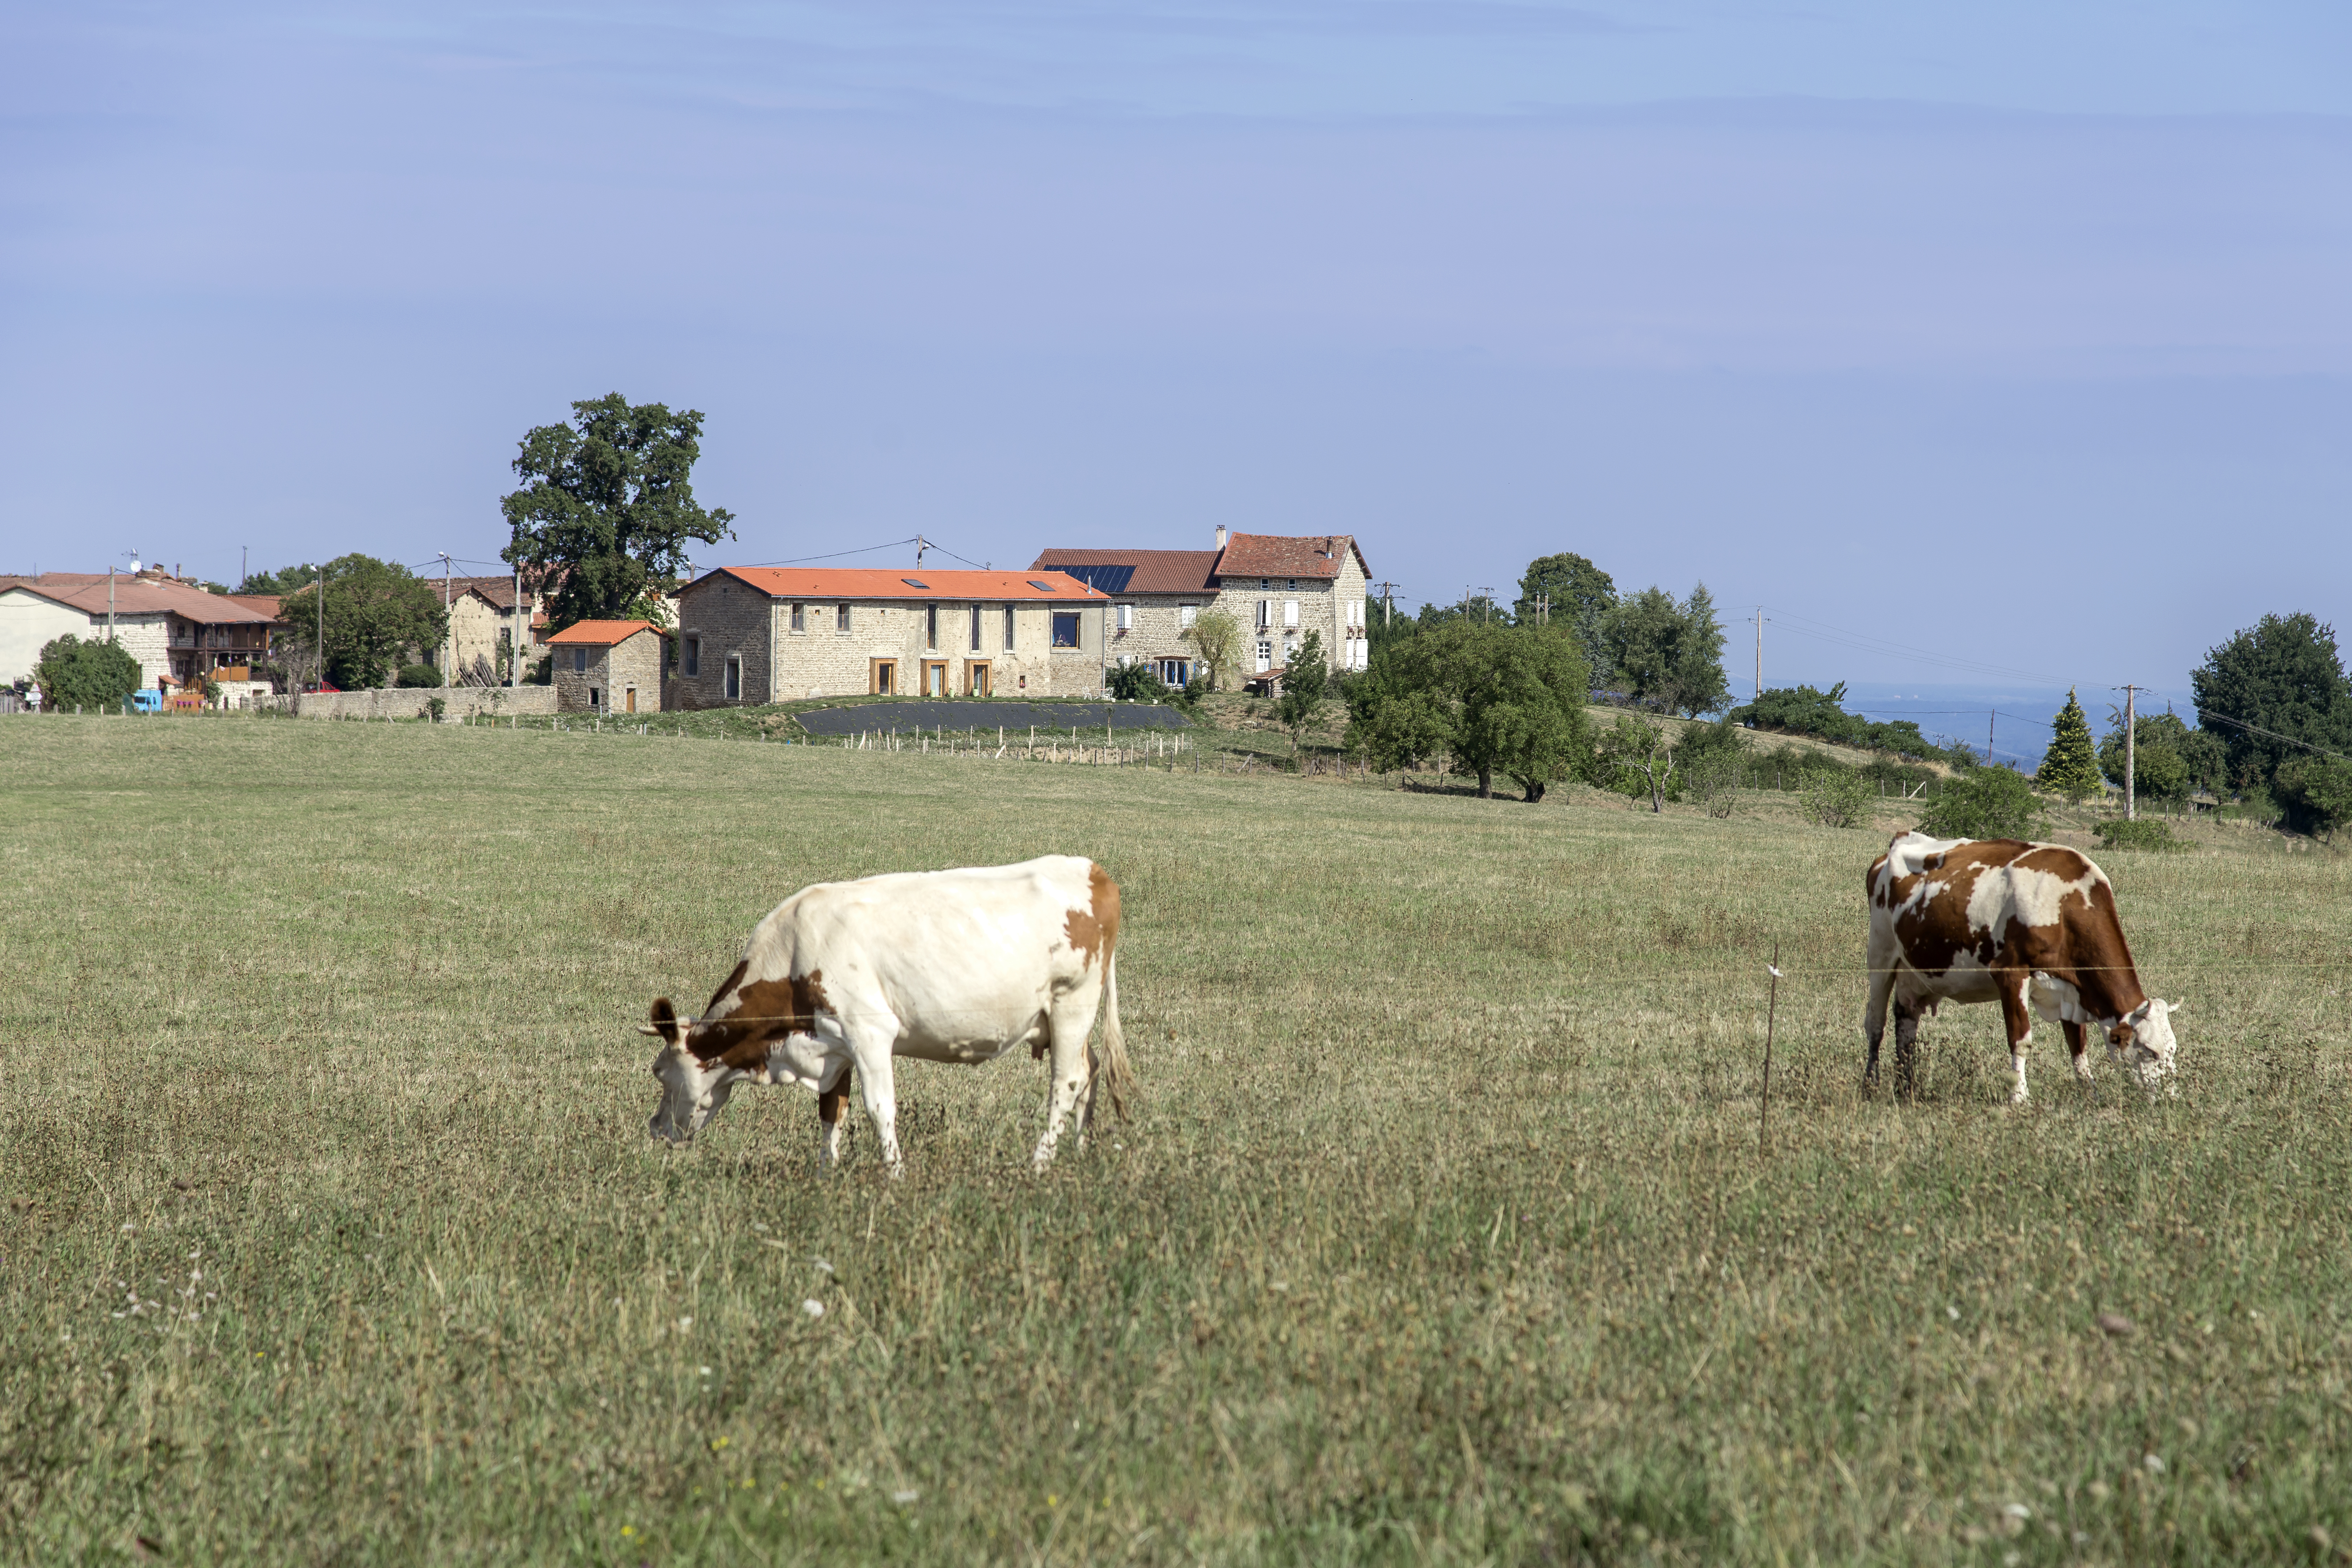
[1029,529,1371,688]
[0,571,282,696]
[547,620,666,714]
[668,567,1111,708]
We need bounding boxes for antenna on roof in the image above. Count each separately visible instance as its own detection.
[914,534,928,569]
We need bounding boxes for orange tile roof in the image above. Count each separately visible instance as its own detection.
[0,575,278,623]
[545,618,663,646]
[694,567,1107,601]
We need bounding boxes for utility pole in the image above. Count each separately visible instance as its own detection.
[440,553,453,681]
[1477,587,1495,624]
[1753,607,1764,703]
[914,534,928,569]
[510,563,523,688]
[1374,582,1397,626]
[107,565,116,644]
[316,566,325,692]
[1987,710,1996,766]
[241,545,247,591]
[2125,685,2137,820]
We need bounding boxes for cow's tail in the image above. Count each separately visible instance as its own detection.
[1095,945,1137,1121]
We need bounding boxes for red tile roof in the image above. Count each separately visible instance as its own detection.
[1213,533,1367,582]
[1027,550,1223,595]
[693,567,1107,601]
[546,618,664,646]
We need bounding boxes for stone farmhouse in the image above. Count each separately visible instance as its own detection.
[0,571,281,695]
[426,576,545,685]
[1029,529,1371,688]
[669,567,1112,707]
[548,619,665,714]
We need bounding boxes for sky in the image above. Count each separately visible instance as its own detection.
[4,1,2348,740]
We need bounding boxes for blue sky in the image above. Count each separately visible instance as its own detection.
[4,2,2347,726]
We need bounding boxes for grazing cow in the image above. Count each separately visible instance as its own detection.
[642,855,1134,1171]
[1864,830,2182,1102]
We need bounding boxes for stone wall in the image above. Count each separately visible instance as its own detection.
[291,685,557,720]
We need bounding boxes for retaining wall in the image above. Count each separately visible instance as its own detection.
[290,686,557,720]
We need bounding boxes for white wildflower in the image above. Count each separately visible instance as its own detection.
[802,1299,825,1319]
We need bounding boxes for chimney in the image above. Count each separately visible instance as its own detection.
[1214,526,1228,550]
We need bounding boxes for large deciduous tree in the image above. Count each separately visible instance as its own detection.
[1599,583,1730,717]
[1514,551,1617,689]
[2035,689,2103,804]
[1347,622,1590,800]
[501,394,737,629]
[1183,608,1241,690]
[2191,612,2352,793]
[34,635,142,710]
[276,555,449,691]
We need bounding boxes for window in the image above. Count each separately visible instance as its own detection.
[1002,605,1015,650]
[724,655,742,701]
[1156,658,1191,687]
[1255,639,1272,672]
[902,577,930,589]
[1180,604,1198,628]
[836,603,851,633]
[1115,604,1134,631]
[926,604,938,650]
[969,605,982,652]
[1255,599,1271,629]
[1027,579,1056,592]
[572,647,588,673]
[589,686,600,709]
[683,636,700,677]
[1286,579,1298,590]
[790,602,805,633]
[1283,599,1299,628]
[1052,612,1081,648]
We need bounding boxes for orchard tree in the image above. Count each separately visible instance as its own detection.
[1274,630,1331,750]
[1347,622,1590,800]
[2191,612,2352,792]
[502,394,736,629]
[2035,689,2104,803]
[276,555,449,690]
[1514,551,1617,689]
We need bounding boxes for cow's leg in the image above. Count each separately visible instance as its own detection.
[815,1062,851,1170]
[1032,985,1101,1170]
[1864,947,1896,1087]
[2062,1021,2094,1090]
[839,1012,904,1176]
[1997,973,2035,1105]
[1892,1003,1921,1100]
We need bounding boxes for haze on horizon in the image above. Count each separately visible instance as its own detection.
[4,1,2347,718]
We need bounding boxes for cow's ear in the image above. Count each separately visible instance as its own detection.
[644,997,681,1044]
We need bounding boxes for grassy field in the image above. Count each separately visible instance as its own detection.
[2,714,2347,1565]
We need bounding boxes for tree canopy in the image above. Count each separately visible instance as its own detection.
[501,394,736,629]
[1919,766,2045,840]
[2096,710,2224,804]
[236,563,318,596]
[2190,612,2352,792]
[276,555,449,691]
[1513,552,1617,687]
[1598,584,1729,717]
[1274,629,1331,747]
[1348,622,1590,800]
[2035,689,2103,803]
[34,635,142,710]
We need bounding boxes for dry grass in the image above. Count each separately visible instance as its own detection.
[2,715,2347,1565]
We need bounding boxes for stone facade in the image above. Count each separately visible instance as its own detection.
[551,625,665,714]
[290,685,557,720]
[669,568,1111,707]
[1032,533,1373,689]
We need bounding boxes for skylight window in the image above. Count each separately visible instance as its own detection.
[1027,580,1056,592]
[902,577,930,589]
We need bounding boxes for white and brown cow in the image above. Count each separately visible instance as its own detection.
[643,855,1134,1171]
[1865,830,2182,1102]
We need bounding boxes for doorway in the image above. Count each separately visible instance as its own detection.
[922,660,949,697]
[871,659,898,695]
[625,687,637,714]
[965,660,990,697]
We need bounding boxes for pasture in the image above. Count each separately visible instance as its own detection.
[2,716,2347,1565]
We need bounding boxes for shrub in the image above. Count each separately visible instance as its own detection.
[1106,662,1166,702]
[1678,717,1748,818]
[1919,765,2046,840]
[426,697,447,722]
[2094,817,2186,852]
[2274,755,2352,838]
[395,664,444,689]
[1796,766,1872,828]
[33,634,142,712]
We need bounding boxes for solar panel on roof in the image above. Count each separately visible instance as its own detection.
[902,577,929,588]
[1055,564,1134,595]
[1027,580,1057,592]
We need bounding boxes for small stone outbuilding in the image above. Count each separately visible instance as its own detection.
[548,620,665,714]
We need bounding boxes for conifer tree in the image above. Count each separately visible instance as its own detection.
[2036,688,2103,803]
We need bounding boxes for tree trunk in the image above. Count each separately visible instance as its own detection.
[1478,766,1493,799]
[1523,779,1546,803]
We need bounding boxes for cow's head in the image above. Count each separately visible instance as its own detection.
[642,998,742,1144]
[2108,998,2183,1095]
